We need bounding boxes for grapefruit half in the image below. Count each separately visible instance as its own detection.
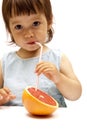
[22,86,59,115]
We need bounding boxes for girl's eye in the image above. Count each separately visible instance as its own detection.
[33,21,40,27]
[15,25,23,30]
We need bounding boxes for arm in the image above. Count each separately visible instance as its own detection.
[35,54,82,101]
[0,60,16,105]
[0,61,3,89]
[56,54,82,100]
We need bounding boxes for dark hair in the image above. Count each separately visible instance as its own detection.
[2,0,54,43]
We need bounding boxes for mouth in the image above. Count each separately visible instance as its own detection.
[26,41,36,45]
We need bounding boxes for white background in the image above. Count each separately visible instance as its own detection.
[0,0,87,106]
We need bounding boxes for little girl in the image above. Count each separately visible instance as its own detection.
[0,0,82,107]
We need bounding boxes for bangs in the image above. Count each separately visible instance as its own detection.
[8,0,44,17]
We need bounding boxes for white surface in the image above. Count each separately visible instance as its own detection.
[0,106,86,130]
[0,0,87,106]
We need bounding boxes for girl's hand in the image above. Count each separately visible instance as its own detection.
[35,61,60,84]
[0,87,16,105]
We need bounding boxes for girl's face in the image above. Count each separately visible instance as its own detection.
[9,13,51,51]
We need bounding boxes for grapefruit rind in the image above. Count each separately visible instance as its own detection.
[22,86,59,115]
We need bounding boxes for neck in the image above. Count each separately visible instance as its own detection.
[16,45,49,59]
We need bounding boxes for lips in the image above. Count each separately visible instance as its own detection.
[26,41,36,45]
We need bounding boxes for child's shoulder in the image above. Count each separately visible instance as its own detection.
[49,48,63,57]
[1,51,16,61]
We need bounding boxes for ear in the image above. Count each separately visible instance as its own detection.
[48,16,53,30]
[48,23,52,31]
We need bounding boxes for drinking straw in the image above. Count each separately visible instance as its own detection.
[35,42,43,90]
[36,42,43,62]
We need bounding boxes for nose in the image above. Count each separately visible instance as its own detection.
[24,29,34,38]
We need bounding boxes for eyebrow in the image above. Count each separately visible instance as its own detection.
[10,21,20,25]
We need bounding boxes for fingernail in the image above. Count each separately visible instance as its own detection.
[0,96,3,100]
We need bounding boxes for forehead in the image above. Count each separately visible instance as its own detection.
[9,13,47,25]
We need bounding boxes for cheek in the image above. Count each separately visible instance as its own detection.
[36,29,47,42]
[11,33,22,44]
[11,31,22,39]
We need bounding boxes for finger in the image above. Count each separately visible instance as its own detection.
[0,94,3,100]
[0,96,10,105]
[0,95,16,105]
[4,87,16,99]
[35,61,46,69]
[0,89,8,97]
[35,62,48,72]
[36,64,54,75]
[35,65,48,75]
[9,94,16,100]
[3,87,12,94]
